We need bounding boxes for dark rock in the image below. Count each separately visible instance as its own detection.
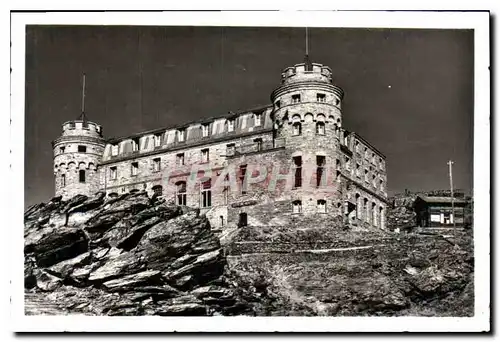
[24,226,89,268]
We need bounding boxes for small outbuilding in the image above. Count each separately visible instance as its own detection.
[413,196,468,227]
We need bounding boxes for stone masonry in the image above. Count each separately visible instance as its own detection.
[52,58,388,231]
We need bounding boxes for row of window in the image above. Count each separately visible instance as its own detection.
[291,122,326,136]
[110,114,264,157]
[59,145,87,154]
[275,93,340,108]
[292,199,328,214]
[353,195,385,227]
[354,141,385,169]
[59,170,86,186]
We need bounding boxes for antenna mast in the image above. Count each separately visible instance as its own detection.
[305,27,309,56]
[447,160,456,234]
[80,73,87,121]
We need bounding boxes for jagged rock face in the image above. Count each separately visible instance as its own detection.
[24,191,474,317]
[24,191,255,316]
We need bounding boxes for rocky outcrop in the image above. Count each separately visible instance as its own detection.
[25,191,474,317]
[24,191,258,316]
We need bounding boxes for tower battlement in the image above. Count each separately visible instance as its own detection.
[61,120,103,138]
[281,62,333,85]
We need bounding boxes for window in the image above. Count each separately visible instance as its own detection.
[131,162,138,176]
[59,146,65,154]
[379,158,384,170]
[132,138,140,152]
[78,145,87,153]
[355,194,361,219]
[356,163,361,178]
[316,122,325,135]
[293,156,302,188]
[343,132,349,146]
[61,174,66,187]
[177,129,185,142]
[79,170,86,183]
[317,93,326,102]
[364,198,369,222]
[153,158,161,172]
[176,181,187,206]
[201,179,212,208]
[110,167,117,180]
[226,144,235,156]
[364,147,369,159]
[254,113,262,126]
[292,200,302,214]
[152,185,163,197]
[380,180,384,191]
[176,153,185,166]
[345,157,351,171]
[317,200,327,213]
[336,158,341,170]
[292,122,302,136]
[335,98,340,106]
[336,170,341,182]
[372,174,377,187]
[238,213,248,228]
[316,156,325,187]
[275,100,281,108]
[355,141,360,153]
[201,149,209,163]
[239,165,247,194]
[254,138,263,151]
[202,124,210,137]
[111,144,119,156]
[69,122,76,129]
[292,94,301,103]
[220,216,225,227]
[364,169,369,183]
[228,119,235,132]
[154,134,162,148]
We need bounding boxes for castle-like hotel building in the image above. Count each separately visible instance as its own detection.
[52,59,388,230]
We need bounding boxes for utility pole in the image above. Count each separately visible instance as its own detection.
[447,160,456,234]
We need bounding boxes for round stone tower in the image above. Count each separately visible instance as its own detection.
[52,118,105,199]
[270,57,345,216]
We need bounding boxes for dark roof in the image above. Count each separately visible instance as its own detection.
[105,104,272,144]
[351,132,386,159]
[416,196,467,204]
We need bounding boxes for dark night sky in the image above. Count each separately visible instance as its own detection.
[24,26,474,207]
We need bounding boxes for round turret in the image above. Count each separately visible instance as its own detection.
[270,59,346,216]
[52,119,105,199]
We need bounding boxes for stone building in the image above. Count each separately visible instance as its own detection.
[52,58,388,231]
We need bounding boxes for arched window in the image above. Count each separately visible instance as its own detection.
[292,115,301,136]
[316,122,325,135]
[200,179,211,208]
[292,200,302,214]
[292,122,302,136]
[176,181,187,205]
[220,215,225,227]
[79,170,86,183]
[317,199,327,213]
[61,174,66,187]
[152,185,163,197]
[364,198,369,222]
